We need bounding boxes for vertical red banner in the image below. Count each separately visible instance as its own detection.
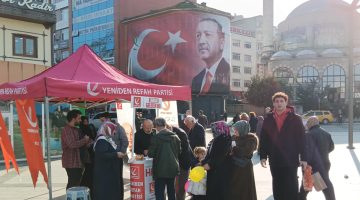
[0,111,19,173]
[15,99,48,187]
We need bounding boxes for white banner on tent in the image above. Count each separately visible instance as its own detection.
[131,96,162,109]
[158,101,178,127]
[115,101,134,154]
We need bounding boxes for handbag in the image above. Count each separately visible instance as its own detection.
[312,172,327,191]
[187,174,207,195]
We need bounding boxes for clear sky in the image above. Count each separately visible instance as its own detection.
[201,0,353,26]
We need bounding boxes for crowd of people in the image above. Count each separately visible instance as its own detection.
[60,91,336,200]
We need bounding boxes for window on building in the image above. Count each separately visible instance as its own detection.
[13,34,37,57]
[323,64,346,99]
[232,66,241,73]
[62,28,69,41]
[355,64,360,98]
[274,67,294,84]
[257,42,263,51]
[244,67,252,74]
[244,55,252,62]
[232,53,240,60]
[244,42,252,49]
[297,66,319,84]
[232,39,241,47]
[233,79,241,87]
[244,80,251,87]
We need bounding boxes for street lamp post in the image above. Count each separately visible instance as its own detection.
[348,0,359,149]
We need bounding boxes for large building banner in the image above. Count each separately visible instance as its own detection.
[126,11,230,96]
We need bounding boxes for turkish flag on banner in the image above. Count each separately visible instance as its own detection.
[0,112,19,173]
[15,99,48,187]
[126,11,230,86]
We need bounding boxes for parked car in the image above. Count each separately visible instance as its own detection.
[89,112,117,130]
[302,110,334,124]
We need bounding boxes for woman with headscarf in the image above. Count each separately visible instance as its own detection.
[201,121,232,200]
[226,120,258,200]
[93,122,123,200]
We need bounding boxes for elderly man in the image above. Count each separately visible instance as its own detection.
[299,116,335,200]
[184,115,206,150]
[191,18,230,95]
[134,119,155,156]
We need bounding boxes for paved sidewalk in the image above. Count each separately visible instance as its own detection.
[1,132,359,200]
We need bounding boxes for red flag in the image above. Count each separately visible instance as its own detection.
[0,112,19,173]
[16,99,48,187]
[126,12,230,87]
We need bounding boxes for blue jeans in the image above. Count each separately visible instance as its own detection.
[155,178,175,200]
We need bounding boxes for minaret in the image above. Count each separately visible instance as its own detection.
[260,0,275,77]
[262,0,274,59]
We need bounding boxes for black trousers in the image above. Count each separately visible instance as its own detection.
[80,163,94,199]
[65,168,84,190]
[119,158,124,200]
[175,168,189,200]
[270,166,298,200]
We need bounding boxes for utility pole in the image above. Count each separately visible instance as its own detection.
[348,0,359,149]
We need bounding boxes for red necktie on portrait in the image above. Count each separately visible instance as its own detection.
[200,71,213,95]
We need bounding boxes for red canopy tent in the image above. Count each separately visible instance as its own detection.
[0,45,191,199]
[0,45,191,103]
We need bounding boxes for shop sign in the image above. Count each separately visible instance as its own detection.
[0,0,55,12]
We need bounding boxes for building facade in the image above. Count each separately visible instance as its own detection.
[52,0,194,65]
[53,0,70,64]
[268,0,360,107]
[230,15,263,98]
[0,0,55,83]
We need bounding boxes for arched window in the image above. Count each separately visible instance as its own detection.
[297,66,319,84]
[323,65,346,98]
[355,64,360,98]
[273,67,294,84]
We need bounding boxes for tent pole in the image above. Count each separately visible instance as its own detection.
[132,106,135,158]
[45,97,53,199]
[42,103,45,158]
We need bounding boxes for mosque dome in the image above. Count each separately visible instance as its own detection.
[285,0,349,22]
[296,50,317,58]
[270,51,292,60]
[277,0,359,51]
[321,48,344,57]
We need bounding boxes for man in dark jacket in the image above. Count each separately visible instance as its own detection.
[134,119,155,155]
[148,118,181,200]
[260,92,306,200]
[299,116,335,200]
[184,115,206,150]
[198,110,208,128]
[171,126,192,200]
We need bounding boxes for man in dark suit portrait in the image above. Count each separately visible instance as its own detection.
[192,18,230,95]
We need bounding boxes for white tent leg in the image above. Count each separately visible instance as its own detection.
[45,97,52,199]
[42,103,45,158]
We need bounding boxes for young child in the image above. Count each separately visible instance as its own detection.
[189,147,207,200]
[194,147,206,164]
